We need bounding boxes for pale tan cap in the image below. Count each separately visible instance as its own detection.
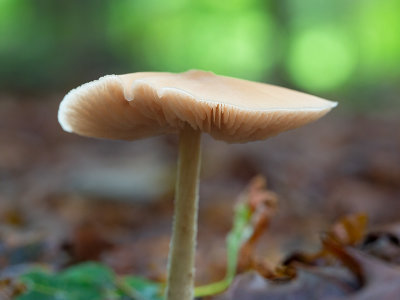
[58,70,337,143]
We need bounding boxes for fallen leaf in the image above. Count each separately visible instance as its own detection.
[362,223,400,264]
[283,213,368,268]
[328,214,368,246]
[16,262,164,300]
[195,175,278,297]
[338,247,400,300]
[238,176,278,276]
[215,267,357,300]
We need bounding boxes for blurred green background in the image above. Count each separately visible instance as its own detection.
[1,0,399,110]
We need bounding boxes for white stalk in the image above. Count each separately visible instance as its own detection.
[166,124,202,300]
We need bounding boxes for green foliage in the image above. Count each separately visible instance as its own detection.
[356,0,400,78]
[107,0,275,80]
[119,277,164,300]
[1,0,400,107]
[17,263,163,300]
[287,25,356,92]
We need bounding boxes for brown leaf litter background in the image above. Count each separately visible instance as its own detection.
[1,96,400,299]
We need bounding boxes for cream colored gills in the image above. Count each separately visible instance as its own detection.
[59,70,336,142]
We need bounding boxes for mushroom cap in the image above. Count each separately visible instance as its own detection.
[58,70,337,143]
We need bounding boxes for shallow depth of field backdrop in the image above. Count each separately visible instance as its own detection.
[1,0,400,106]
[0,0,400,297]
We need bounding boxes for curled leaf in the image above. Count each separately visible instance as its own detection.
[195,175,278,297]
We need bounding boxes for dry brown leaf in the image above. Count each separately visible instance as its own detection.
[215,267,357,300]
[327,214,368,246]
[237,176,278,277]
[343,247,400,300]
[0,278,26,300]
[216,215,400,300]
[283,213,368,268]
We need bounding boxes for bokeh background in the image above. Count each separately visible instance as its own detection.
[1,0,400,288]
[1,0,400,110]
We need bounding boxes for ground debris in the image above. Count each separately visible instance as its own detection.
[1,100,400,299]
[237,175,278,277]
[215,267,357,300]
[216,212,400,300]
[0,278,26,300]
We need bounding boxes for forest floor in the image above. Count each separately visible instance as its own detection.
[1,95,400,299]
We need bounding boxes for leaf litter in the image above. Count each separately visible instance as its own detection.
[2,175,398,300]
[1,99,400,299]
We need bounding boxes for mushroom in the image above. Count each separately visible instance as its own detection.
[58,70,337,300]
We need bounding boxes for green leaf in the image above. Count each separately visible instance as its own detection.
[194,202,252,297]
[117,276,164,300]
[17,263,162,300]
[60,263,115,287]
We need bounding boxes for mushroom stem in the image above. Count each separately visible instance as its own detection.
[166,124,202,300]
